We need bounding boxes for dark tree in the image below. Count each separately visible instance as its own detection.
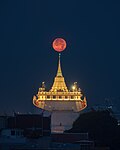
[66,110,120,150]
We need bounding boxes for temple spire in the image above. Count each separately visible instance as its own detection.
[50,53,68,92]
[56,53,63,77]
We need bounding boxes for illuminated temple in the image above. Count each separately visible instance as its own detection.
[33,38,87,132]
[33,53,87,132]
[33,54,87,112]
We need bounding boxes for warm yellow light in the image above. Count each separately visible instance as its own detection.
[72,86,75,90]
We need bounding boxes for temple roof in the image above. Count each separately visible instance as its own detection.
[50,54,68,92]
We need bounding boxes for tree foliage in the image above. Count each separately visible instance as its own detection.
[66,110,120,150]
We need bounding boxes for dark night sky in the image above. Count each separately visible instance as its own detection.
[0,0,120,114]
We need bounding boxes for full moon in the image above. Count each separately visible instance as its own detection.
[52,38,67,52]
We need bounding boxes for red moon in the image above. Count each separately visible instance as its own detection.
[52,38,66,52]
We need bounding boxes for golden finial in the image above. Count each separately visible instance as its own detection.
[56,53,63,77]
